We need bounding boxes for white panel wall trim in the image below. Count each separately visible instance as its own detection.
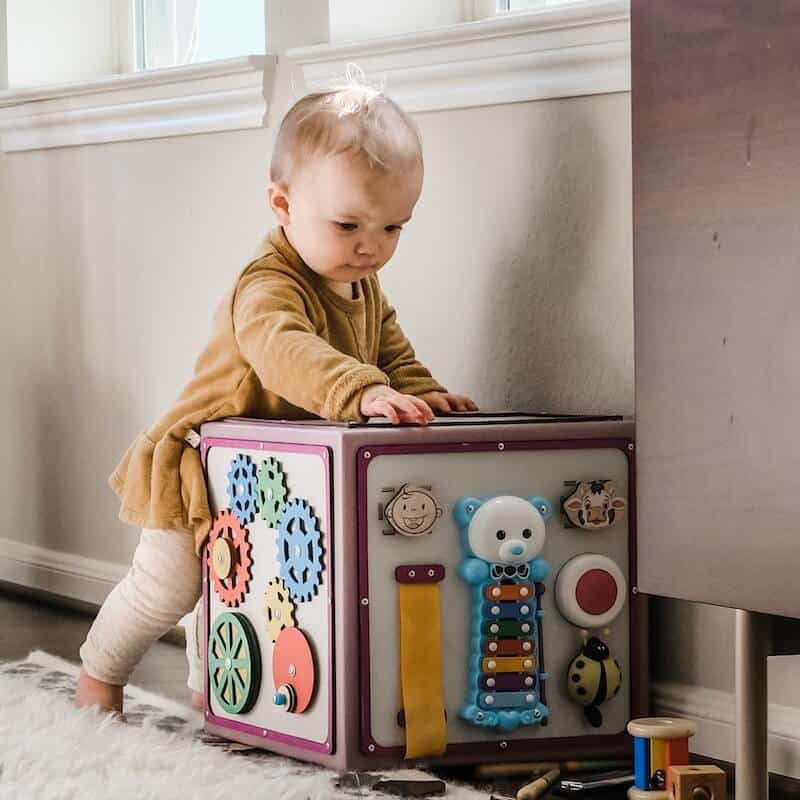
[653,680,800,780]
[289,0,630,113]
[0,55,276,152]
[0,537,126,607]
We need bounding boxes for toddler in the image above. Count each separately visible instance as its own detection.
[75,81,477,715]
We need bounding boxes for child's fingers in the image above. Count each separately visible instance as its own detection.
[448,394,475,412]
[431,394,453,414]
[424,394,451,414]
[408,395,435,422]
[372,399,400,424]
[394,395,429,425]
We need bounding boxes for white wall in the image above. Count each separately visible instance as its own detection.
[6,0,116,87]
[329,0,468,42]
[0,81,634,566]
[0,0,8,90]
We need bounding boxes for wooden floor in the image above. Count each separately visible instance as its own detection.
[4,586,800,798]
[0,585,191,706]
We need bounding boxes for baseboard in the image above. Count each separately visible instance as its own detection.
[0,537,191,643]
[653,680,800,780]
[0,537,127,607]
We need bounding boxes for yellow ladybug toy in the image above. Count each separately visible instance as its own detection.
[566,636,622,728]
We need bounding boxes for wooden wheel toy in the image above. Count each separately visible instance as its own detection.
[272,626,316,714]
[208,611,262,714]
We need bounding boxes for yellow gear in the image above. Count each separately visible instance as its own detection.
[263,578,297,642]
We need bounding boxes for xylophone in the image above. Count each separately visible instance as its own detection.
[455,495,551,732]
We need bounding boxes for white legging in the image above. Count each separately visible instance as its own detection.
[79,528,204,692]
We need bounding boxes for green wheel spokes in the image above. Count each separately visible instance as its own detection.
[208,611,262,714]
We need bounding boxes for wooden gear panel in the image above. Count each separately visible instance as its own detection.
[203,439,333,752]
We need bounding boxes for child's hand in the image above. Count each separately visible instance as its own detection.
[360,385,435,425]
[418,391,479,415]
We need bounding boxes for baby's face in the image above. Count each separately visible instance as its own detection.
[272,153,422,284]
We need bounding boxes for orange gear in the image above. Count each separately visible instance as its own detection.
[207,509,253,607]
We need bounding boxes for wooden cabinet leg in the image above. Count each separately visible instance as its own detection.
[735,609,770,799]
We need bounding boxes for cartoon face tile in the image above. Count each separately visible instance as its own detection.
[384,484,443,537]
[562,480,627,529]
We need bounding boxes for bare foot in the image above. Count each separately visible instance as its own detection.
[191,690,204,711]
[75,667,124,718]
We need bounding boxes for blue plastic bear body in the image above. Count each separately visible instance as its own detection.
[454,494,552,732]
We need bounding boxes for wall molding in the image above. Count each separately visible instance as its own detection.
[653,680,800,780]
[0,55,276,152]
[0,537,126,607]
[288,0,630,113]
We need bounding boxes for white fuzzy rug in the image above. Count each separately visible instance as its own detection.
[0,651,486,800]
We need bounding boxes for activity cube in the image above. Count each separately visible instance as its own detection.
[200,413,646,769]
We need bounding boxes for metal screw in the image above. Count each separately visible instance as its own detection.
[627,443,635,451]
[368,744,376,752]
[428,569,435,577]
[499,741,508,749]
[497,442,505,451]
[361,597,369,606]
[263,730,268,737]
[409,569,416,578]
[632,586,639,595]
[364,451,372,459]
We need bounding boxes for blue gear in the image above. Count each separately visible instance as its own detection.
[226,454,259,525]
[276,498,324,602]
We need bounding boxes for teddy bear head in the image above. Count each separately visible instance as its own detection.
[454,495,551,565]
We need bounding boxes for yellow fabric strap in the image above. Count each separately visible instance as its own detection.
[397,580,447,759]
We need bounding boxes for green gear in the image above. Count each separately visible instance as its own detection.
[257,457,289,528]
[208,612,261,715]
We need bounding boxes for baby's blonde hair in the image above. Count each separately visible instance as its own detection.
[270,80,423,183]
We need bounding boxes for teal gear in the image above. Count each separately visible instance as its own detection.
[257,457,289,527]
[208,611,261,714]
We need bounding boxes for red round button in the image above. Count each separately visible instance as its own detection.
[575,568,618,615]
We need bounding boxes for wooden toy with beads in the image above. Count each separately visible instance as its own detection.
[627,717,696,799]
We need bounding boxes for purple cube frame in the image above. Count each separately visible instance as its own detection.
[201,415,646,770]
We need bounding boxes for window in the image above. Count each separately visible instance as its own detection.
[1,0,628,151]
[135,0,265,71]
[3,0,266,88]
[3,1,608,89]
